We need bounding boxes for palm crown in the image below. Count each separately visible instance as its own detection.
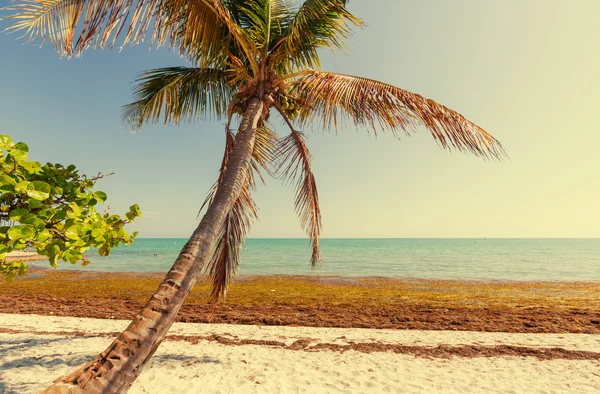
[4,0,505,301]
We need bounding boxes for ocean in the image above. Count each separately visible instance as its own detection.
[41,238,600,282]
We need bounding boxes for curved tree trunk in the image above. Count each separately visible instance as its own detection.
[42,98,265,394]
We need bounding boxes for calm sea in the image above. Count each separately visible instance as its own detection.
[39,238,600,282]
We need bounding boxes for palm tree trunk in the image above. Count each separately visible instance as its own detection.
[42,98,265,394]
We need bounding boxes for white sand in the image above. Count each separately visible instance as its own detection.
[5,251,46,262]
[0,314,599,393]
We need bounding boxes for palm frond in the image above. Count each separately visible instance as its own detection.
[122,67,237,130]
[276,130,322,267]
[2,0,259,71]
[290,71,506,159]
[202,123,277,302]
[205,179,257,302]
[231,0,294,53]
[207,0,260,73]
[225,54,253,86]
[200,130,236,215]
[250,123,278,180]
[270,0,364,71]
[199,124,277,216]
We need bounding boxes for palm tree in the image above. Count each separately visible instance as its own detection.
[4,1,505,393]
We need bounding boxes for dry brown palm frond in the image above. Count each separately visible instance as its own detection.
[202,123,277,302]
[250,123,278,181]
[199,123,277,216]
[225,54,253,87]
[289,71,507,160]
[205,179,257,302]
[199,129,236,215]
[275,129,322,267]
[2,0,259,71]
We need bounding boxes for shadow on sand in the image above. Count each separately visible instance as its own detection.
[0,336,221,393]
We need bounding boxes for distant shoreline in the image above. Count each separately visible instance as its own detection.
[5,251,47,263]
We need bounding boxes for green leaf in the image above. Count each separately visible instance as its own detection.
[81,259,91,267]
[0,175,16,186]
[37,229,51,242]
[94,191,107,202]
[0,135,14,149]
[9,208,29,221]
[12,142,29,159]
[15,181,29,193]
[107,215,122,224]
[27,199,43,209]
[130,204,142,217]
[50,254,58,268]
[98,244,110,256]
[52,210,67,221]
[20,214,43,226]
[65,225,82,240]
[20,160,41,173]
[7,225,34,240]
[62,250,81,264]
[68,201,82,217]
[27,181,51,201]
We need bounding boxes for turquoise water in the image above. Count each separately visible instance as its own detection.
[40,238,600,281]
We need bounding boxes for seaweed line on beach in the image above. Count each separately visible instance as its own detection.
[1,327,599,361]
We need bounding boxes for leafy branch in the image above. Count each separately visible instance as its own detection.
[0,135,141,282]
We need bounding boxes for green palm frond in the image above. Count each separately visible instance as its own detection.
[2,0,259,71]
[232,0,294,53]
[276,130,322,267]
[270,0,364,71]
[289,71,506,159]
[122,67,237,130]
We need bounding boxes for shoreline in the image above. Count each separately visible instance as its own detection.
[2,268,599,334]
[22,262,600,284]
[5,251,48,263]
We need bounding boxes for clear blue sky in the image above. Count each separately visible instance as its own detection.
[1,1,599,238]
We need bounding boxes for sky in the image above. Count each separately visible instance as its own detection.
[0,0,599,238]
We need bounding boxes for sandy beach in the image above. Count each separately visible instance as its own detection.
[1,270,599,392]
[4,251,46,263]
[1,313,599,393]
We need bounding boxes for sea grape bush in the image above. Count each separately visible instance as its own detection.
[0,135,141,281]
